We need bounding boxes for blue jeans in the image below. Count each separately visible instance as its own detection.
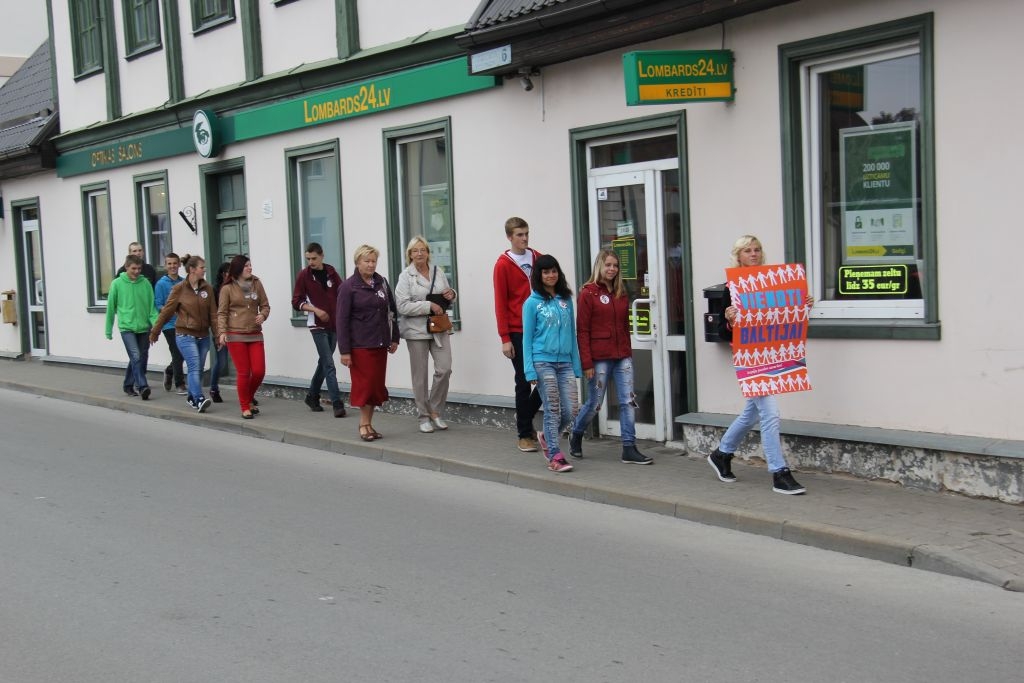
[175,334,211,401]
[210,343,229,392]
[309,329,341,403]
[572,357,636,446]
[120,331,150,391]
[719,395,787,472]
[534,361,578,460]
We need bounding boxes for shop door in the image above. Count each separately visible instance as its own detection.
[211,170,249,265]
[218,217,249,263]
[593,167,663,440]
[19,206,46,356]
[587,169,669,441]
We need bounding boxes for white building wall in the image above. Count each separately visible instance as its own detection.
[113,0,172,116]
[260,0,338,75]
[356,0,477,48]
[12,0,1021,441]
[50,6,108,131]
[179,2,246,97]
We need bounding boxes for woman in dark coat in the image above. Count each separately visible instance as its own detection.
[336,244,399,441]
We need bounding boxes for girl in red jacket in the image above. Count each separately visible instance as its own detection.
[568,250,652,464]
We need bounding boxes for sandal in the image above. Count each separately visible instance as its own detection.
[370,428,383,440]
[242,410,254,420]
[359,424,376,442]
[250,406,260,415]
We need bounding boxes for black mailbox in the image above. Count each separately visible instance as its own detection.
[703,284,732,343]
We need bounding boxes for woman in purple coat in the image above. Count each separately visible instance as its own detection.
[336,244,399,441]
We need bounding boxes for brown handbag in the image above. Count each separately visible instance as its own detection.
[426,267,452,333]
[428,313,452,333]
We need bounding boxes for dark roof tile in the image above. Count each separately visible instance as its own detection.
[467,0,570,30]
[0,40,56,156]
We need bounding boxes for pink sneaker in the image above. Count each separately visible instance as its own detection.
[548,456,573,473]
[537,432,550,460]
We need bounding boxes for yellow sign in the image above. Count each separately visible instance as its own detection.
[637,82,732,102]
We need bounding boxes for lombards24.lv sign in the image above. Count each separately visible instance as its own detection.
[622,50,735,105]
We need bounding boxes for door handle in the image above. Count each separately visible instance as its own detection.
[631,295,655,343]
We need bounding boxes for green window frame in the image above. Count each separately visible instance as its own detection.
[383,118,459,325]
[779,14,937,340]
[134,171,172,273]
[191,0,235,33]
[69,0,104,77]
[123,0,161,56]
[285,140,345,321]
[82,182,115,310]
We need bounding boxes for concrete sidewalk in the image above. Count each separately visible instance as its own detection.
[2,359,1022,591]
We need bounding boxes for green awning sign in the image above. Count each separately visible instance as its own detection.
[622,50,734,105]
[57,57,499,177]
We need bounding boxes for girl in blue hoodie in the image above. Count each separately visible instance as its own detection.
[522,254,581,473]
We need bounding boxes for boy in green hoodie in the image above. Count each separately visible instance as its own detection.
[105,255,159,399]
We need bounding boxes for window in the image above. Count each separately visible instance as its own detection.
[124,0,161,55]
[70,0,103,76]
[780,15,936,338]
[285,142,344,313]
[384,119,459,321]
[191,0,235,32]
[82,183,115,307]
[135,173,171,270]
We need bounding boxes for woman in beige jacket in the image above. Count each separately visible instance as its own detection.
[217,254,270,418]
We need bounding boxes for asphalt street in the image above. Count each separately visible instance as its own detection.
[1,390,1022,682]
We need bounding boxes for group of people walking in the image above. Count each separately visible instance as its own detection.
[102,238,456,443]
[493,217,650,475]
[106,246,270,418]
[494,220,806,493]
[105,225,806,494]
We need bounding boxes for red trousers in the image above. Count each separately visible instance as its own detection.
[227,341,265,411]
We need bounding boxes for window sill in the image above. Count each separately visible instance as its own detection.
[125,44,162,61]
[192,15,236,36]
[87,305,106,314]
[808,319,940,340]
[73,66,103,82]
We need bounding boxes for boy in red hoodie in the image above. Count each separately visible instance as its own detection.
[493,217,543,452]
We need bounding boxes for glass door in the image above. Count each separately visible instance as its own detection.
[587,169,666,440]
[19,206,46,355]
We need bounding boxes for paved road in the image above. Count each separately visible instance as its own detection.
[1,390,1021,682]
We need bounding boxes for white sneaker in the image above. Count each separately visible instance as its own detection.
[431,416,448,430]
[419,420,435,433]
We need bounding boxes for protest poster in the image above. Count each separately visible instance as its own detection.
[724,263,811,397]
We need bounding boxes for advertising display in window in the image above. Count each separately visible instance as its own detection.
[840,122,917,263]
[805,47,925,317]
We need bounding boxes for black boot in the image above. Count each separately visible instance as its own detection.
[707,448,737,482]
[304,394,324,412]
[621,444,653,465]
[568,431,584,458]
[333,399,347,418]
